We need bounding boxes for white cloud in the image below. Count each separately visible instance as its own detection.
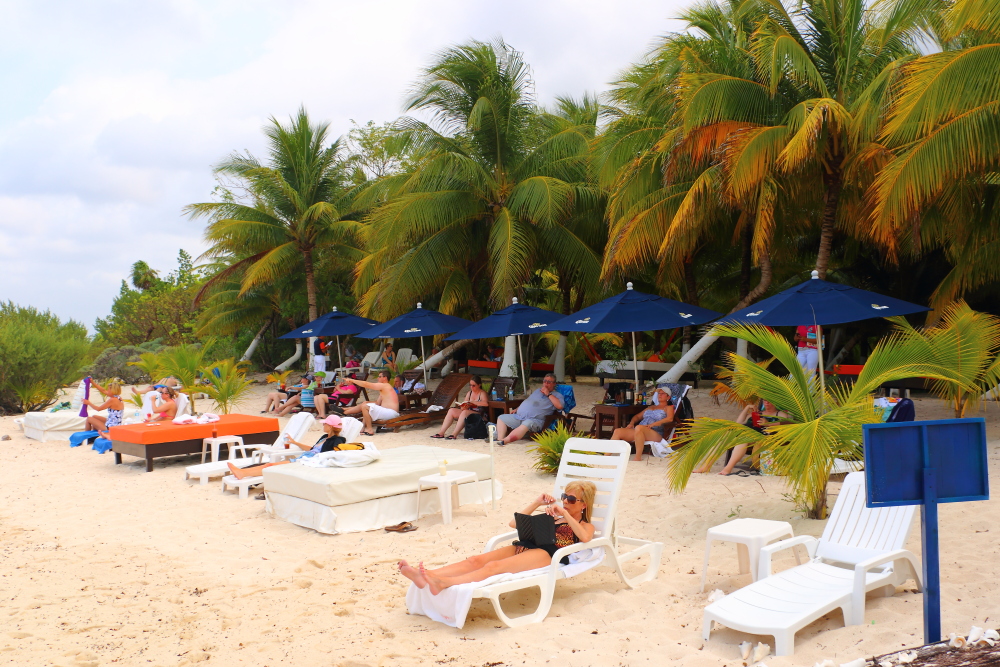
[0,0,688,328]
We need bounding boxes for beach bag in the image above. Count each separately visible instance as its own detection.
[464,413,488,440]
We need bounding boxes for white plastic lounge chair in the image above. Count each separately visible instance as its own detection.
[702,471,921,656]
[219,413,316,498]
[186,413,313,487]
[470,438,664,627]
[396,348,413,367]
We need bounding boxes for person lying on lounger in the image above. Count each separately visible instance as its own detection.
[398,481,596,595]
[261,374,312,414]
[341,371,399,436]
[146,385,178,422]
[693,399,789,475]
[611,387,675,461]
[82,380,124,435]
[225,415,353,478]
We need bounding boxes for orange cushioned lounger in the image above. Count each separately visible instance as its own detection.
[108,422,214,445]
[212,414,280,437]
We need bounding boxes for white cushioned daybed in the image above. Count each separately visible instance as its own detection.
[264,445,502,534]
[23,410,105,442]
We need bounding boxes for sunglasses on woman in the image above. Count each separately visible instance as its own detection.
[561,493,580,504]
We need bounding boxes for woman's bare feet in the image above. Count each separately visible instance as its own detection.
[227,462,259,480]
[398,560,427,588]
[419,562,446,595]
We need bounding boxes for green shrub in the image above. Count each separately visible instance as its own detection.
[527,422,591,475]
[87,346,146,384]
[202,359,254,414]
[0,302,90,414]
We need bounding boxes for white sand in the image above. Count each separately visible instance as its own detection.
[2,378,999,666]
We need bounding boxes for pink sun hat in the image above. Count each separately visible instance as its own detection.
[323,415,343,428]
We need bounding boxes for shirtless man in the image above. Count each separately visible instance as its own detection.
[342,371,399,436]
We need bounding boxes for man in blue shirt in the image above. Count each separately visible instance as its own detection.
[496,373,563,444]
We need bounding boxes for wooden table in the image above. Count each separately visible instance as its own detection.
[592,404,645,440]
[486,398,523,423]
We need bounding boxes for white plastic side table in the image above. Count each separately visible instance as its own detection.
[701,518,797,592]
[201,435,245,463]
[415,471,487,524]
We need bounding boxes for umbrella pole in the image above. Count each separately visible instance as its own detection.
[517,335,528,395]
[336,335,343,380]
[817,324,826,414]
[420,337,427,386]
[631,332,640,393]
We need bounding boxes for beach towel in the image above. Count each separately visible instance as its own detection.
[405,547,604,628]
[297,442,380,468]
[69,430,100,448]
[91,437,113,454]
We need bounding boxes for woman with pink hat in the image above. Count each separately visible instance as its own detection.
[227,415,349,480]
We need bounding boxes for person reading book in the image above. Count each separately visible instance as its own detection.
[397,481,597,595]
[430,375,487,440]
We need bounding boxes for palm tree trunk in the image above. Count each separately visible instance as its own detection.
[241,319,271,362]
[660,248,773,383]
[815,160,843,280]
[302,250,319,321]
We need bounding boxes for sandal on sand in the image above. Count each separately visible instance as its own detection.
[727,470,751,477]
[430,433,446,439]
[445,435,456,440]
[385,522,417,533]
[361,430,375,437]
[255,492,266,500]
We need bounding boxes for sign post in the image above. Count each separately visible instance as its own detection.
[863,418,989,645]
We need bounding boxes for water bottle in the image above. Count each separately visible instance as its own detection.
[491,388,497,400]
[508,388,514,400]
[133,409,140,421]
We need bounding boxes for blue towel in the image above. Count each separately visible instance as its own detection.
[91,437,113,454]
[70,430,100,447]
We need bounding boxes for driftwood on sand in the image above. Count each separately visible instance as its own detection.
[863,631,1000,667]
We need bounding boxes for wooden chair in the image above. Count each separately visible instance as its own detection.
[398,369,430,410]
[487,376,515,398]
[377,373,472,432]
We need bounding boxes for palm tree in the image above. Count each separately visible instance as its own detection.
[868,2,1000,312]
[354,39,600,319]
[666,322,962,518]
[186,107,360,323]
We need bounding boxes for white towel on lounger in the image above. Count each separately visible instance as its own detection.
[405,547,604,628]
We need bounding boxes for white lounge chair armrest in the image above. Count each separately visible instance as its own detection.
[484,530,519,553]
[850,549,921,625]
[757,535,819,579]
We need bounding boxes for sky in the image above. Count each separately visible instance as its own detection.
[0,0,690,329]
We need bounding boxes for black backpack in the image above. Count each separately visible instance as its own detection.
[464,413,489,440]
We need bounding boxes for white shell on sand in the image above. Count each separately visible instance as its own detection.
[979,629,1000,646]
[878,660,894,667]
[739,641,752,660]
[949,632,968,649]
[968,626,985,644]
[707,589,726,603]
[752,641,770,663]
[839,658,865,667]
[813,660,836,667]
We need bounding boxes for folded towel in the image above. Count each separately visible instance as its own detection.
[197,412,220,424]
[69,430,100,448]
[298,442,380,468]
[172,415,197,424]
[426,404,444,413]
[405,547,604,628]
[91,437,113,454]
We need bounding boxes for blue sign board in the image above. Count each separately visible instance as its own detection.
[863,418,989,645]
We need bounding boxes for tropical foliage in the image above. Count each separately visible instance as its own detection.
[202,359,255,414]
[0,303,90,414]
[528,422,591,475]
[666,322,968,518]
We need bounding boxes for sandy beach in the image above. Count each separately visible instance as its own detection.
[2,378,998,667]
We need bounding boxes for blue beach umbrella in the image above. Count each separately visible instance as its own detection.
[278,307,380,372]
[549,282,722,388]
[718,270,930,402]
[447,298,565,394]
[357,303,473,383]
[719,271,929,327]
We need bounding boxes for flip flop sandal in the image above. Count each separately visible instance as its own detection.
[445,435,456,440]
[430,433,446,439]
[361,431,375,437]
[727,470,751,477]
[255,492,266,500]
[385,522,417,532]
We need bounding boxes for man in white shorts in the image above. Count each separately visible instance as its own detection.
[312,337,327,374]
[342,371,400,436]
